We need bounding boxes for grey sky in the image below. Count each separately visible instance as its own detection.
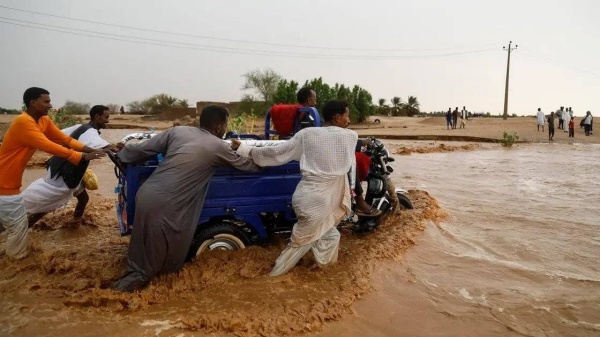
[0,0,598,116]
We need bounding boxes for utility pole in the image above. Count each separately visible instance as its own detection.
[502,41,517,120]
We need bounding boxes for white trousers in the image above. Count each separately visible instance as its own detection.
[0,194,29,259]
[23,171,80,214]
[270,227,340,276]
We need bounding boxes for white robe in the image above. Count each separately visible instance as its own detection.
[237,126,358,246]
[537,111,545,125]
[23,125,109,214]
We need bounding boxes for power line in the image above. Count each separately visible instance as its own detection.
[0,18,498,60]
[520,48,599,79]
[0,4,497,53]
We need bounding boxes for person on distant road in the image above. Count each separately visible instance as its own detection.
[452,107,459,129]
[547,111,555,141]
[536,108,545,132]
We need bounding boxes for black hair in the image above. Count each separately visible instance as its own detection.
[200,105,229,128]
[322,100,348,122]
[90,105,109,119]
[296,87,314,105]
[23,87,50,107]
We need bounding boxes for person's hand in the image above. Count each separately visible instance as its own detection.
[84,151,105,161]
[114,142,125,151]
[231,139,241,151]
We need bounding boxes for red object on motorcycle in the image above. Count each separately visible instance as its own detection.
[355,152,371,182]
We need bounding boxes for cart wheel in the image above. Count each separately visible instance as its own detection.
[185,222,247,261]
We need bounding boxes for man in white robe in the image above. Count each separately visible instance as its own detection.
[23,105,115,224]
[232,100,358,276]
[536,108,545,132]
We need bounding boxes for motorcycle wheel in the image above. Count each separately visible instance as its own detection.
[396,192,414,210]
[185,222,247,261]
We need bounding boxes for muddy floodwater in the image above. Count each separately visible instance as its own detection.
[1,134,598,337]
[318,142,599,337]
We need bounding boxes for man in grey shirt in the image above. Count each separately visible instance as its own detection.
[113,106,260,292]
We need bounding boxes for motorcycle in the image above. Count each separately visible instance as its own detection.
[351,136,413,232]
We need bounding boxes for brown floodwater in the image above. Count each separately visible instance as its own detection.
[333,141,599,337]
[2,130,598,337]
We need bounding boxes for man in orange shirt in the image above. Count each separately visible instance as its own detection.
[0,87,105,260]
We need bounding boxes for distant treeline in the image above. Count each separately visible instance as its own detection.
[0,107,20,114]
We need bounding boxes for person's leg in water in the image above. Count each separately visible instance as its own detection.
[27,212,47,227]
[270,227,340,276]
[353,173,381,217]
[73,188,89,218]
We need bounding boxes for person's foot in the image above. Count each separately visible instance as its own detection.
[112,272,150,293]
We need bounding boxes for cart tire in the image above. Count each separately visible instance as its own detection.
[185,222,247,261]
[397,192,414,210]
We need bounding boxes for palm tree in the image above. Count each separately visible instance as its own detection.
[391,96,402,116]
[378,98,386,107]
[178,99,190,108]
[405,96,420,116]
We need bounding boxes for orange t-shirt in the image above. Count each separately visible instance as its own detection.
[0,112,85,195]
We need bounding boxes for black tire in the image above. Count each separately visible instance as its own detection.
[185,222,247,261]
[373,118,381,123]
[396,192,413,209]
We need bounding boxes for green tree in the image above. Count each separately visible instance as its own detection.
[391,96,402,116]
[351,86,373,122]
[127,93,183,114]
[404,96,420,116]
[273,79,299,104]
[178,99,190,108]
[62,100,91,115]
[242,68,282,104]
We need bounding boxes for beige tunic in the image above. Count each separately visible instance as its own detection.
[237,126,358,246]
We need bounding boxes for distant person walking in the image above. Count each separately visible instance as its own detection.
[445,108,452,129]
[459,108,466,129]
[548,111,555,141]
[583,111,593,136]
[461,106,469,120]
[568,116,575,138]
[452,107,459,129]
[557,107,565,130]
[536,108,545,132]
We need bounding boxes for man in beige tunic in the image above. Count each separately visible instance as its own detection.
[232,100,358,276]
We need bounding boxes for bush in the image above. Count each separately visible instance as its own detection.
[49,109,79,129]
[501,131,519,147]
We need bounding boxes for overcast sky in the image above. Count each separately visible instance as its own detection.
[0,0,598,116]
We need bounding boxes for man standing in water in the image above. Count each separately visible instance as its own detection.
[548,111,555,141]
[536,108,545,132]
[112,106,260,292]
[232,100,358,276]
[0,87,104,260]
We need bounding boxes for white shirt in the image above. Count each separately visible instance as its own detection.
[536,110,545,125]
[62,124,109,149]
